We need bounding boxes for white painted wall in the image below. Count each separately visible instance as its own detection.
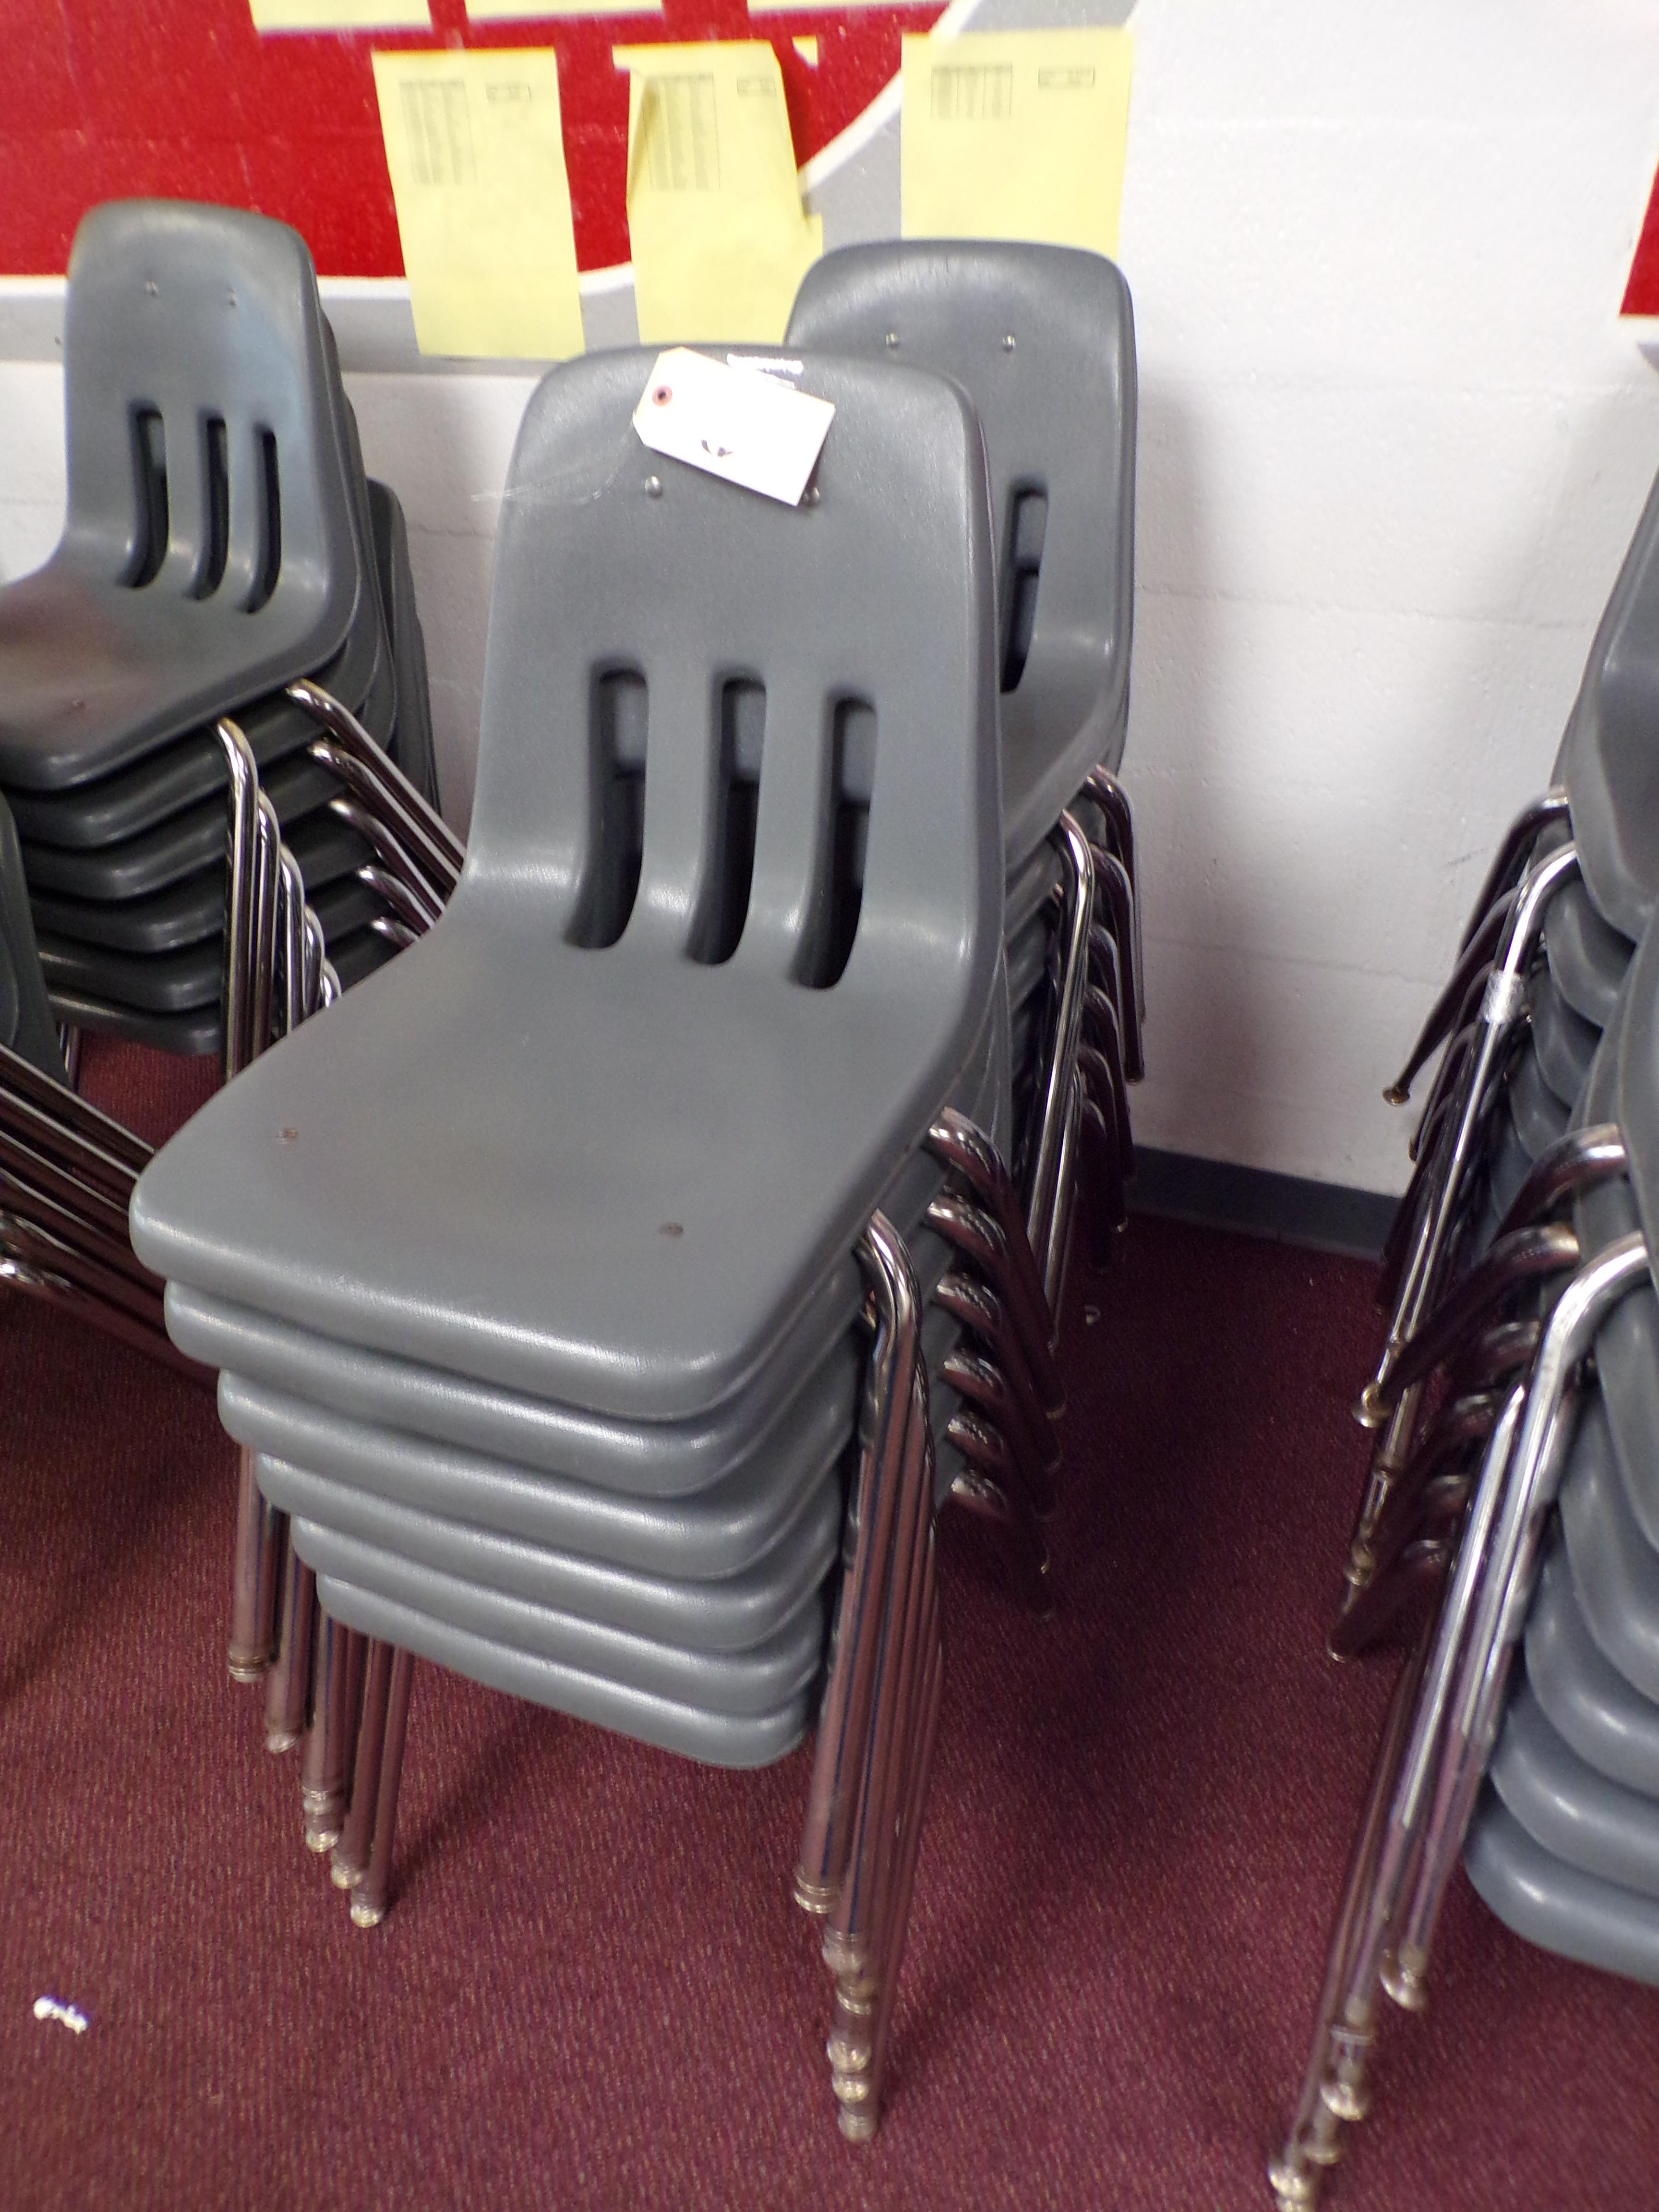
[3,0,1659,1195]
[1122,0,1659,1194]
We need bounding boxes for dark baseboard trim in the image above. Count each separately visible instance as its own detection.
[1126,1148,1396,1262]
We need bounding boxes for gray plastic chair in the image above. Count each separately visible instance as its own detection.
[130,345,1048,2139]
[786,242,1142,1185]
[0,204,427,1063]
[132,349,1002,1413]
[0,204,357,793]
[787,241,1135,868]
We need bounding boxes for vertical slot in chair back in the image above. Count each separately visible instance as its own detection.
[786,241,1136,866]
[464,348,1001,1035]
[0,202,360,790]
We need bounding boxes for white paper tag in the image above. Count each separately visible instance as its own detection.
[633,348,833,507]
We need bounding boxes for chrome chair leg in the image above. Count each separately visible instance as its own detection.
[249,794,281,1062]
[1406,1016,1478,1168]
[57,1025,82,1091]
[1269,1619,1436,2211]
[947,1410,1053,1613]
[1384,1232,1649,2009]
[1089,844,1142,1082]
[1384,891,1515,1108]
[1078,1087,1127,1255]
[1277,1393,1526,2202]
[940,1344,1058,1513]
[835,1511,941,2140]
[927,1193,1063,1417]
[1443,1316,1540,1402]
[1043,1066,1085,1319]
[350,1645,417,1929]
[291,680,463,902]
[228,1446,281,1683]
[327,795,447,923]
[1024,815,1094,1277]
[1082,987,1133,1168]
[797,1211,925,1915]
[1345,1216,1579,1597]
[1357,842,1580,1426]
[1495,1122,1626,1239]
[1082,766,1143,1038]
[276,848,307,1042]
[301,1607,354,1853]
[1088,923,1126,1059]
[215,718,260,1081]
[1369,1223,1579,1422]
[334,1637,395,1893]
[263,1528,314,1754]
[1329,1536,1449,1662]
[358,863,440,938]
[798,1211,943,2141]
[1453,787,1568,958]
[824,1375,933,2112]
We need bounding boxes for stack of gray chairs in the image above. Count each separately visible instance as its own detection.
[132,346,1076,2139]
[1333,461,1659,1654]
[0,785,189,1367]
[1270,910,1659,2207]
[0,199,439,1064]
[786,240,1142,1252]
[1467,929,1659,1990]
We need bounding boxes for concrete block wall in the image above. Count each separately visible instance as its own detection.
[1123,0,1659,1194]
[3,0,1659,1196]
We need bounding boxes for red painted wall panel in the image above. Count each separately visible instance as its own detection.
[0,0,939,277]
[1623,161,1659,317]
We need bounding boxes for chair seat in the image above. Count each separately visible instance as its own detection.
[133,901,980,1418]
[1492,1674,1659,1901]
[1560,1395,1659,1705]
[1528,1538,1659,1797]
[0,564,339,791]
[222,1372,841,1582]
[260,1449,843,1654]
[1465,1785,1659,1988]
[295,1506,828,1719]
[313,1567,814,1768]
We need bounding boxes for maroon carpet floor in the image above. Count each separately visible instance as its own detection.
[1,1040,1656,2209]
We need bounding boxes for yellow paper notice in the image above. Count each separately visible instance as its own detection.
[901,27,1134,260]
[372,48,585,361]
[617,42,822,345]
[251,0,430,27]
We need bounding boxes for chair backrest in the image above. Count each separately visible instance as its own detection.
[56,201,358,685]
[1558,464,1659,938]
[462,347,1001,1047]
[787,241,1136,860]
